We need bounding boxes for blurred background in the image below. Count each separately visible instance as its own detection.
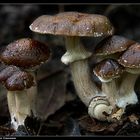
[0,4,140,136]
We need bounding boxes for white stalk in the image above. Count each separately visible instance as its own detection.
[102,79,119,108]
[61,36,113,121]
[7,90,31,130]
[15,90,31,127]
[7,91,18,130]
[62,36,102,105]
[101,79,125,121]
[61,36,92,65]
[116,73,138,109]
[70,59,101,106]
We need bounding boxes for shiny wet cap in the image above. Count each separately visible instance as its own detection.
[30,12,114,37]
[0,38,50,69]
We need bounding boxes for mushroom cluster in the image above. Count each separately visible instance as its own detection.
[0,65,34,130]
[92,35,140,120]
[29,11,115,121]
[1,10,140,132]
[0,38,51,130]
[30,12,140,122]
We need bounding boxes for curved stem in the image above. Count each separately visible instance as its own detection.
[70,59,102,106]
[88,96,113,121]
[70,60,115,121]
[62,36,102,106]
[61,36,113,121]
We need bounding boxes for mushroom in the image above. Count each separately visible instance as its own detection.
[117,43,140,109]
[93,59,125,120]
[0,65,34,130]
[0,65,21,83]
[94,35,136,62]
[29,11,115,121]
[93,36,139,120]
[0,66,21,128]
[0,38,51,117]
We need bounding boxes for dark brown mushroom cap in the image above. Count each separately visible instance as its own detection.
[0,38,50,69]
[93,59,124,81]
[5,71,34,91]
[29,12,114,37]
[95,35,135,56]
[0,65,20,83]
[118,43,140,68]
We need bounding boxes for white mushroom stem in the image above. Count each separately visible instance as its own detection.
[101,79,126,120]
[70,59,101,106]
[61,36,92,65]
[27,71,38,117]
[61,36,113,121]
[7,91,18,130]
[116,72,138,109]
[15,90,31,126]
[95,72,138,121]
[101,79,119,108]
[7,90,31,130]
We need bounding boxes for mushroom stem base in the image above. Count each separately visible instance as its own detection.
[7,90,31,130]
[15,90,31,126]
[88,96,113,121]
[7,91,18,130]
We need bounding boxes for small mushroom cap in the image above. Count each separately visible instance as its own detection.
[95,35,135,56]
[93,59,124,82]
[29,12,114,37]
[5,71,34,91]
[0,65,20,83]
[0,38,50,69]
[118,43,140,68]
